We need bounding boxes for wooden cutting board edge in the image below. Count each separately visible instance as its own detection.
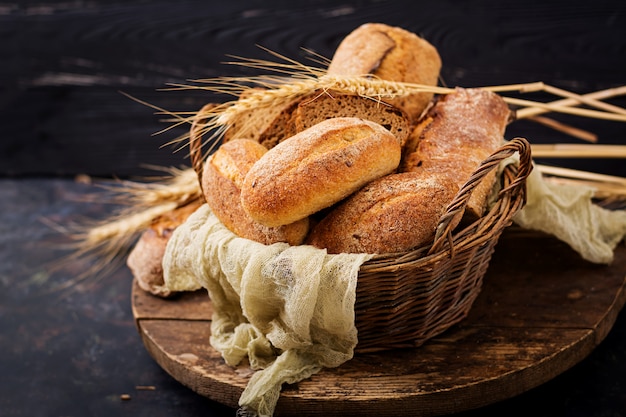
[132,240,626,416]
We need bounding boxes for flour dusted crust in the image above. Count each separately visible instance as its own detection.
[176,26,513,256]
[401,87,512,219]
[127,200,202,297]
[306,171,459,254]
[202,139,309,245]
[327,23,442,124]
[240,117,402,227]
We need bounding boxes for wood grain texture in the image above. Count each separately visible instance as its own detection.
[133,230,626,416]
[2,178,626,417]
[1,0,625,177]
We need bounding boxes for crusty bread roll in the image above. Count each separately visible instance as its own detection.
[202,138,309,245]
[241,117,402,227]
[306,171,459,254]
[327,23,442,124]
[293,91,411,146]
[127,200,202,297]
[401,87,512,220]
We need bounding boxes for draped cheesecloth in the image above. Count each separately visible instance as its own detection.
[500,156,626,264]
[163,157,625,417]
[162,205,373,416]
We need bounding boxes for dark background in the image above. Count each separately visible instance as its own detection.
[2,0,625,179]
[1,1,625,416]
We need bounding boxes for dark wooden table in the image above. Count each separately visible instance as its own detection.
[1,1,625,416]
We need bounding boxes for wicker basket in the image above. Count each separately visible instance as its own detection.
[190,115,533,353]
[353,138,532,352]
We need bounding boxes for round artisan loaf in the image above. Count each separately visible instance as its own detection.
[127,200,202,297]
[327,23,442,124]
[240,117,402,227]
[202,138,309,245]
[306,171,460,254]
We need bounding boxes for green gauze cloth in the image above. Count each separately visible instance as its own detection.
[511,164,626,264]
[162,204,373,417]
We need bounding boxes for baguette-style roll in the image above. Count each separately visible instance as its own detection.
[202,139,309,245]
[306,171,459,254]
[401,88,512,219]
[327,23,442,124]
[127,200,202,297]
[241,117,402,227]
[293,91,411,146]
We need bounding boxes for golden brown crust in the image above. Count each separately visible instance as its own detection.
[202,139,310,245]
[127,200,202,297]
[327,23,442,124]
[209,137,267,188]
[306,171,459,254]
[401,88,512,219]
[240,117,402,227]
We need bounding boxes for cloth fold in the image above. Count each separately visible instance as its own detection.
[163,158,625,416]
[163,205,372,416]
[510,165,626,264]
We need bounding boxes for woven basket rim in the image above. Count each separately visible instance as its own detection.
[187,106,533,352]
[359,137,531,267]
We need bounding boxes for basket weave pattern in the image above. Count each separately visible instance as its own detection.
[190,118,532,352]
[355,138,532,352]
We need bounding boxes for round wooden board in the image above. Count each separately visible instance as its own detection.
[132,229,626,416]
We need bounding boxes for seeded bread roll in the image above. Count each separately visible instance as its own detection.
[293,91,411,146]
[327,23,442,124]
[306,171,459,254]
[127,200,202,297]
[241,117,402,227]
[401,88,512,220]
[202,138,309,245]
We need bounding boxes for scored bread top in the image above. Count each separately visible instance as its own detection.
[240,117,402,227]
[202,138,310,246]
[327,23,442,124]
[208,138,268,188]
[306,171,459,254]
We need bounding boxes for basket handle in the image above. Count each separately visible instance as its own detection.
[428,137,533,255]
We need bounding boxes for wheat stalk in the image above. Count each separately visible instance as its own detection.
[49,167,203,289]
[69,50,626,279]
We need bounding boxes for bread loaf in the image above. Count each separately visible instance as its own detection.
[222,89,301,148]
[327,23,442,124]
[241,117,402,227]
[306,171,459,254]
[401,88,512,219]
[202,138,309,245]
[293,91,410,146]
[229,89,411,149]
[127,200,202,297]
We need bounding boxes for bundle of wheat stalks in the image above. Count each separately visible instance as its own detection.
[67,45,626,282]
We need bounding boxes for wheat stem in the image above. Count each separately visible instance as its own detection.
[532,144,626,158]
[526,116,598,143]
[516,85,626,119]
